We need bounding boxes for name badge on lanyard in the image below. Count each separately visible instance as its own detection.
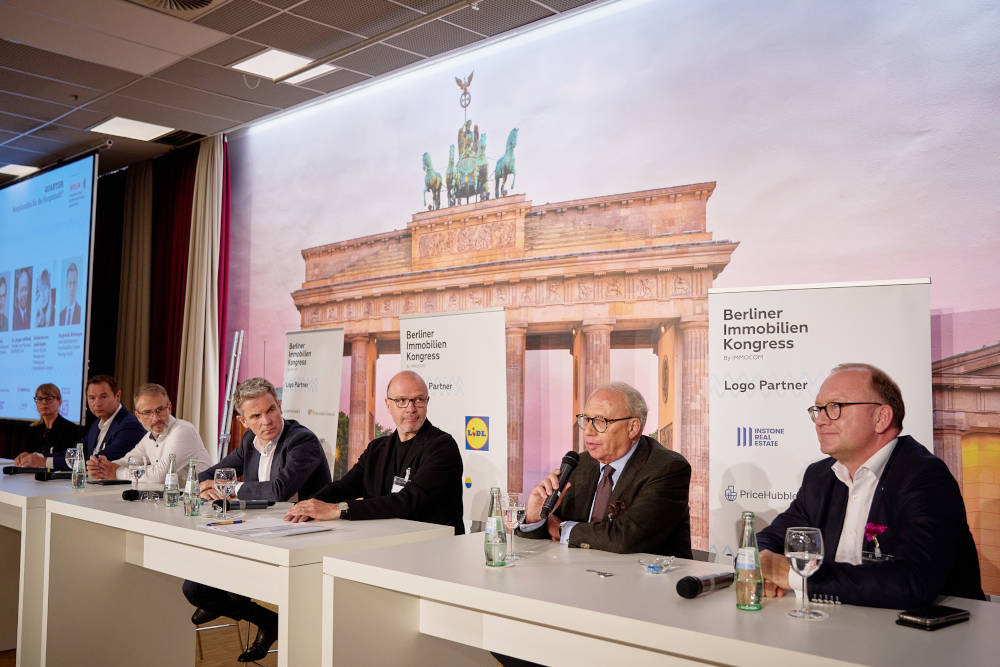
[391,467,411,494]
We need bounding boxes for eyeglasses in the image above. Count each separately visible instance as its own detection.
[387,396,428,408]
[136,405,170,418]
[575,414,635,433]
[34,396,59,403]
[807,402,882,422]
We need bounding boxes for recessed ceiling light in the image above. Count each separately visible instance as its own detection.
[0,164,40,176]
[286,63,338,85]
[232,49,316,80]
[89,117,173,141]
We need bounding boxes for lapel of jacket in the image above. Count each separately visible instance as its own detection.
[609,436,649,504]
[244,432,261,482]
[570,455,599,517]
[818,461,848,560]
[864,436,907,551]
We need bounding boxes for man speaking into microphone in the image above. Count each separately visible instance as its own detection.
[518,382,692,557]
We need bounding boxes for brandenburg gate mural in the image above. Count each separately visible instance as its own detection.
[292,184,738,548]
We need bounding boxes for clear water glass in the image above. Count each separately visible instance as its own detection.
[785,526,827,620]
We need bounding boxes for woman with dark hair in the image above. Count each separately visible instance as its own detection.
[15,383,82,465]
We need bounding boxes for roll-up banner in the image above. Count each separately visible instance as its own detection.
[400,308,508,529]
[282,327,345,468]
[707,279,932,556]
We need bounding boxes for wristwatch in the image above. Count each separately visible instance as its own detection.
[337,501,350,520]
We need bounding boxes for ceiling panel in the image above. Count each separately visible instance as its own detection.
[117,78,277,122]
[0,111,42,134]
[0,92,73,123]
[0,40,139,91]
[190,37,267,67]
[85,95,238,135]
[291,0,422,38]
[56,107,119,131]
[239,12,362,60]
[395,0,459,12]
[194,0,280,34]
[0,69,102,106]
[153,59,319,108]
[384,18,482,57]
[298,68,370,95]
[28,124,98,144]
[6,134,73,153]
[331,43,424,78]
[446,0,554,36]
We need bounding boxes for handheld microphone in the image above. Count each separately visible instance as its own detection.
[212,499,274,511]
[4,466,51,475]
[34,471,71,481]
[539,451,580,521]
[122,489,164,501]
[676,571,735,599]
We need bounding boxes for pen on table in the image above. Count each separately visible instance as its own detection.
[206,520,245,526]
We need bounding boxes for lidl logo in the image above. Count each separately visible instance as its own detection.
[465,416,489,451]
[464,477,473,488]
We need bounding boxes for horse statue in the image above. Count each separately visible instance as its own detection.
[422,152,442,210]
[476,133,490,202]
[495,127,518,198]
[445,145,457,208]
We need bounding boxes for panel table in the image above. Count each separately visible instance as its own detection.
[41,493,453,666]
[0,462,123,667]
[322,531,1000,666]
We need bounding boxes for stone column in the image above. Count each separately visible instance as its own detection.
[580,321,614,407]
[679,319,709,551]
[348,335,377,469]
[505,324,527,492]
[934,427,964,488]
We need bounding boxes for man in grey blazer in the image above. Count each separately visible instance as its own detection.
[519,382,692,558]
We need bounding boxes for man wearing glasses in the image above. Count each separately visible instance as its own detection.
[756,363,984,607]
[284,370,465,536]
[86,383,211,483]
[518,382,692,557]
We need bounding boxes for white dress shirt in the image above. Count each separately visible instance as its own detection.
[787,437,898,591]
[113,416,212,484]
[94,404,124,456]
[233,422,284,495]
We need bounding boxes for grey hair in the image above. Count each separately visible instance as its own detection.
[233,377,278,415]
[134,382,170,405]
[591,381,648,431]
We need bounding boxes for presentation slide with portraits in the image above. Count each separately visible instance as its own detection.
[0,154,96,422]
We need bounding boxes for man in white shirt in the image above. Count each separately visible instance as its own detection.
[757,363,984,608]
[87,383,211,484]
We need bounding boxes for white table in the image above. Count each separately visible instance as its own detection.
[40,493,453,666]
[0,462,124,667]
[322,532,1000,666]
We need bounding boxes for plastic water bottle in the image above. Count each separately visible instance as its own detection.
[163,453,180,507]
[735,511,763,610]
[484,487,506,566]
[71,442,86,490]
[182,459,200,516]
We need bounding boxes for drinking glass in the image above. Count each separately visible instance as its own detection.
[213,468,238,521]
[127,455,146,490]
[63,448,79,473]
[501,492,526,561]
[784,527,827,620]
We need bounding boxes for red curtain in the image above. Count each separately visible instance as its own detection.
[148,145,199,404]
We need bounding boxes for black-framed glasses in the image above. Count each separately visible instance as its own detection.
[387,396,428,408]
[135,405,170,418]
[34,396,59,404]
[807,402,882,422]
[575,414,635,433]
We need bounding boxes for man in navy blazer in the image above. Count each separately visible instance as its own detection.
[183,376,330,663]
[16,374,144,470]
[757,363,984,608]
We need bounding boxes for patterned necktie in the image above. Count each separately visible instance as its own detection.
[589,464,615,523]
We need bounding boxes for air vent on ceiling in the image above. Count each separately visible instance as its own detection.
[155,130,206,147]
[126,0,227,20]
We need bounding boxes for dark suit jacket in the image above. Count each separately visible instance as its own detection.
[53,406,146,470]
[12,305,30,330]
[520,435,692,557]
[26,415,82,456]
[59,302,81,325]
[0,312,7,331]
[757,435,984,608]
[312,419,465,535]
[200,419,331,502]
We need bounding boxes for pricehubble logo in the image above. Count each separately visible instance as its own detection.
[465,416,489,451]
[724,485,797,502]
